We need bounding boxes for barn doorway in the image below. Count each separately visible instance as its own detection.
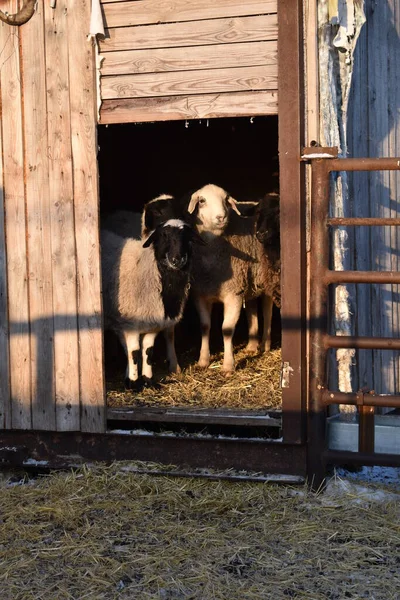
[98,116,282,417]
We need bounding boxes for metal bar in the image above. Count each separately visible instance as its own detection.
[324,450,400,468]
[278,0,306,445]
[328,217,400,226]
[324,335,400,350]
[308,159,331,488]
[322,389,400,408]
[324,270,400,284]
[358,405,375,453]
[0,431,307,477]
[328,157,400,172]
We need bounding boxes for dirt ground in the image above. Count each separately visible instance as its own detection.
[0,463,399,600]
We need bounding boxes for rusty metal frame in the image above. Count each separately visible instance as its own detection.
[307,154,400,487]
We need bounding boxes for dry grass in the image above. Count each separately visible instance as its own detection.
[0,464,399,600]
[107,348,282,410]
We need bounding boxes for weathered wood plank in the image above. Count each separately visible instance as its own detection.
[44,0,80,431]
[101,41,276,77]
[100,90,278,123]
[367,1,391,395]
[102,0,276,27]
[101,65,277,100]
[68,0,105,433]
[0,16,32,430]
[0,89,10,430]
[21,0,56,430]
[347,26,373,394]
[100,15,277,52]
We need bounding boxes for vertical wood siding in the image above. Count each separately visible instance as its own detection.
[0,12,32,429]
[347,0,400,395]
[0,0,105,431]
[99,0,278,123]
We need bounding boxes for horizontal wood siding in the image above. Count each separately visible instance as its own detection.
[99,2,278,123]
[101,0,276,25]
[101,41,277,77]
[0,0,105,431]
[100,90,277,123]
[100,15,277,53]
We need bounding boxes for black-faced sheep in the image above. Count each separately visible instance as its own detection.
[184,184,280,374]
[101,219,194,388]
[102,195,186,375]
[255,193,281,309]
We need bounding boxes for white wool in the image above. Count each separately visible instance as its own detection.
[163,219,186,229]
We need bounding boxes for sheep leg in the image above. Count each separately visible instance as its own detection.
[222,295,243,375]
[195,296,213,368]
[119,330,141,389]
[141,332,158,385]
[244,298,259,353]
[164,326,181,374]
[260,294,274,352]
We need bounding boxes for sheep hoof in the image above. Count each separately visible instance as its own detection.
[244,342,259,354]
[222,369,235,378]
[141,376,161,390]
[197,358,210,369]
[259,343,271,353]
[168,361,181,374]
[124,377,141,391]
[222,364,235,376]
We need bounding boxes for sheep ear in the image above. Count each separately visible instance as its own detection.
[228,196,241,215]
[187,193,199,214]
[142,230,157,248]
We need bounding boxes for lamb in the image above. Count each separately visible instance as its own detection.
[101,219,194,388]
[184,184,280,374]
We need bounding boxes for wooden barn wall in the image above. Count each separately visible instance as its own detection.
[347,0,400,395]
[0,0,105,431]
[98,0,278,123]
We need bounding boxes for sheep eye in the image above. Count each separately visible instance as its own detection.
[198,197,206,206]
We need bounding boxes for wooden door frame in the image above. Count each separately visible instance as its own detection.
[278,0,307,444]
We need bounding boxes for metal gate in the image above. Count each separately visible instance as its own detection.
[306,150,400,488]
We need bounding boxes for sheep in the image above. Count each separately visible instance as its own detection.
[101,194,179,239]
[101,194,186,375]
[101,219,194,389]
[184,184,280,374]
[255,193,281,310]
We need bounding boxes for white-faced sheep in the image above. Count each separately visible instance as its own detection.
[184,184,280,374]
[101,219,195,389]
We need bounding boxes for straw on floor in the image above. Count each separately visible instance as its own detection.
[107,348,282,410]
[0,463,399,600]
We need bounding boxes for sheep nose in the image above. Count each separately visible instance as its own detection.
[216,214,226,223]
[171,255,187,268]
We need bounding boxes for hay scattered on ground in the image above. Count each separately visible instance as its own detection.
[107,348,282,410]
[0,463,399,600]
